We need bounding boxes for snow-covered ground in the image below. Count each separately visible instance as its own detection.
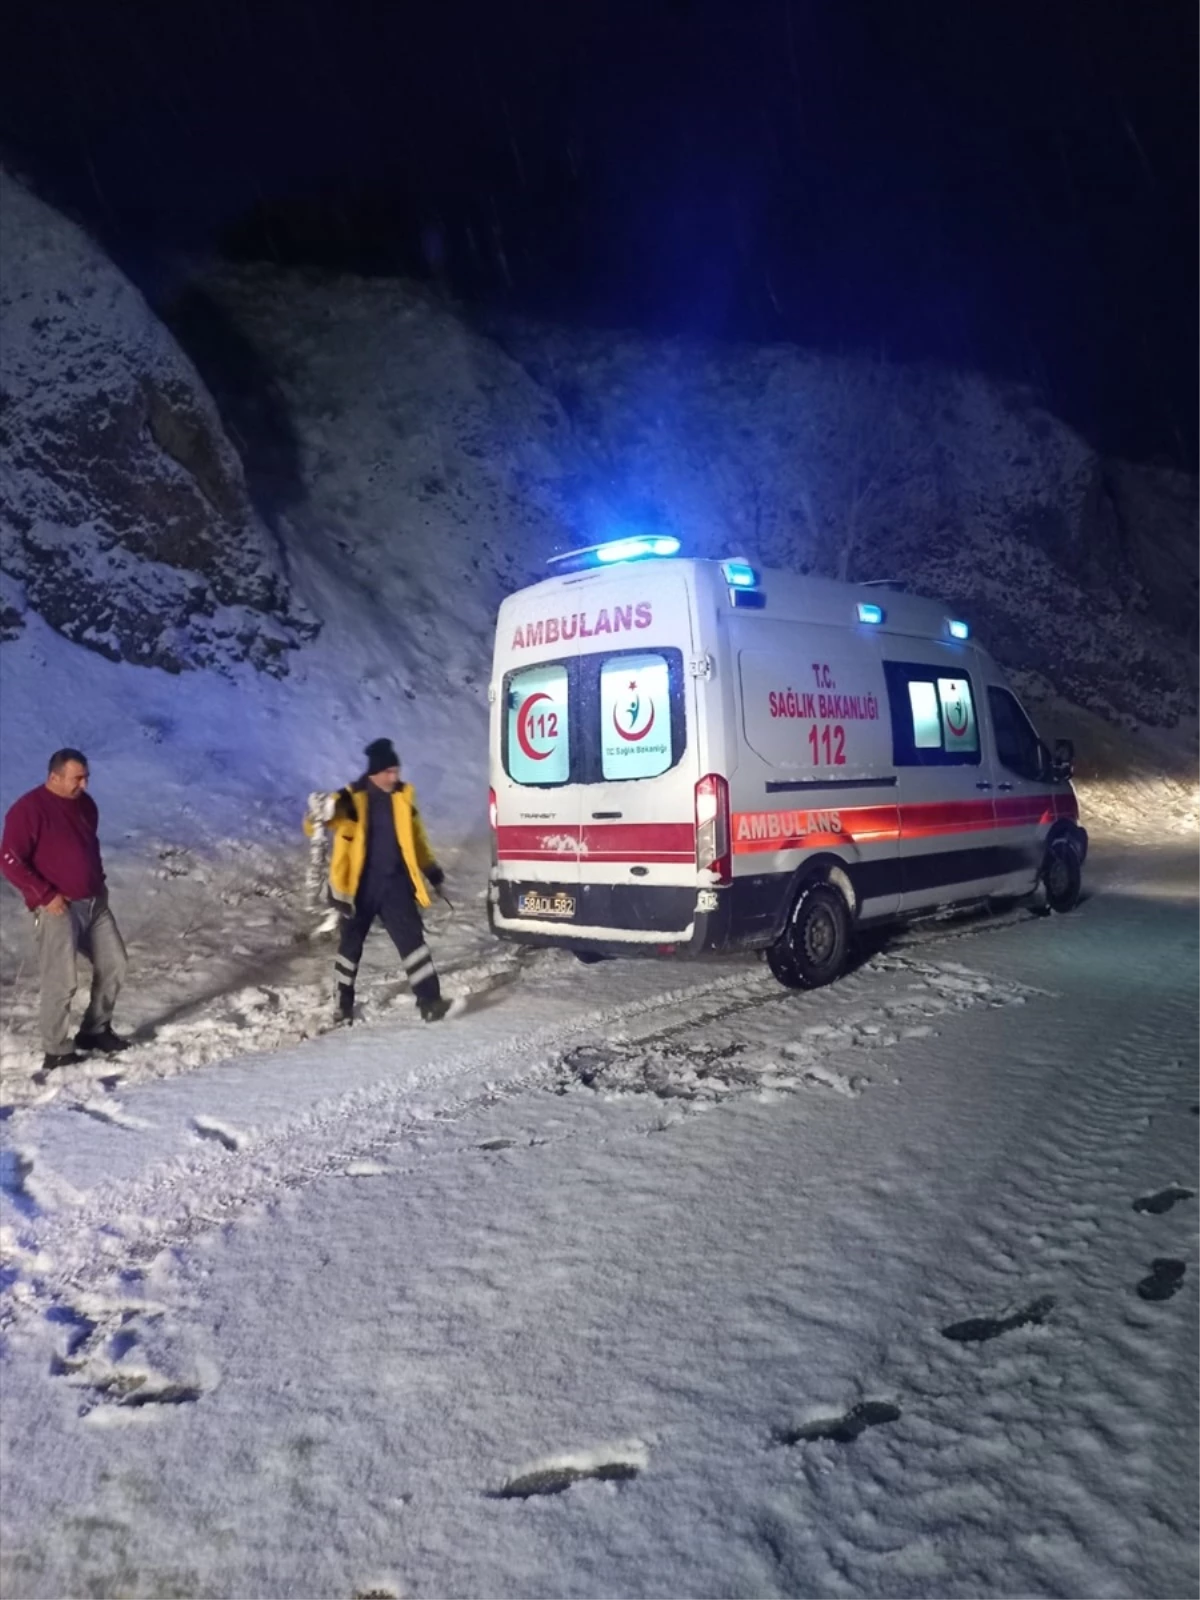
[1,180,1196,1598]
[1,836,1196,1599]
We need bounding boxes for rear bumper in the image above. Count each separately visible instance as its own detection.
[486,873,793,958]
[488,875,736,957]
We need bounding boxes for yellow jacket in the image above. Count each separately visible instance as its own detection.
[304,781,439,910]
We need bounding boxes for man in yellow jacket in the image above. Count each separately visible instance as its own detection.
[305,739,452,1024]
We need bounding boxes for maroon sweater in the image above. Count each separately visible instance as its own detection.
[0,786,107,909]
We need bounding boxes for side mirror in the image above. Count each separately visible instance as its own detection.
[1052,738,1074,781]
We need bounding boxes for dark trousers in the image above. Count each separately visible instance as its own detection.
[334,876,441,1008]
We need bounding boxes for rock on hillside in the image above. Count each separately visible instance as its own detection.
[0,171,314,675]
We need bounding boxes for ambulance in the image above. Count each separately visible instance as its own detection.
[486,538,1087,988]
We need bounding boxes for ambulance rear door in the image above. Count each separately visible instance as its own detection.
[570,566,701,939]
[494,592,582,921]
[491,560,701,943]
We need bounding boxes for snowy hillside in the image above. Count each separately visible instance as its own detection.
[0,172,313,676]
[181,262,1198,823]
[491,322,1198,732]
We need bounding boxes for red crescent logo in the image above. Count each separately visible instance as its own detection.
[613,697,655,742]
[944,690,969,736]
[516,692,554,761]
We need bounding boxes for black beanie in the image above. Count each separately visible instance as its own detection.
[364,738,400,775]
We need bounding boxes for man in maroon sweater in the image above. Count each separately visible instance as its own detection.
[0,748,129,1076]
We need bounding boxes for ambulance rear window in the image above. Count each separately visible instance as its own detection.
[504,662,573,786]
[884,661,981,766]
[501,648,686,786]
[598,652,676,780]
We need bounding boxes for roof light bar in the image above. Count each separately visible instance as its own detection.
[547,536,680,573]
[857,602,884,624]
[596,535,679,564]
[721,560,759,589]
[947,618,970,640]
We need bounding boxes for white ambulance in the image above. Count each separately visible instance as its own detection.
[486,539,1087,988]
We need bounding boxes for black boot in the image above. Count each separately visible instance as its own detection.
[419,995,452,1022]
[335,985,355,1026]
[75,1026,131,1054]
[35,1050,84,1084]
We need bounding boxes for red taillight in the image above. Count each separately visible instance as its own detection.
[695,773,731,886]
[488,787,498,830]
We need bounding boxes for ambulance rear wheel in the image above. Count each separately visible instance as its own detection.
[768,882,851,989]
[1043,840,1082,913]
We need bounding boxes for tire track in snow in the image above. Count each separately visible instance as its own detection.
[3,943,1038,1343]
[1,967,774,1326]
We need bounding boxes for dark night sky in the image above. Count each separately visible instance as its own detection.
[2,0,1196,464]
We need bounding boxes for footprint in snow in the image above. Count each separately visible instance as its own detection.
[0,1146,39,1216]
[489,1443,647,1499]
[942,1294,1055,1343]
[776,1400,901,1446]
[1132,1185,1195,1215]
[1135,1259,1186,1302]
[192,1116,244,1152]
[69,1099,148,1130]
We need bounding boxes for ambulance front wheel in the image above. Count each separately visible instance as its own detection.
[767,881,851,990]
[1042,839,1082,913]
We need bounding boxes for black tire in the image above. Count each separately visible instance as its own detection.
[767,881,851,990]
[1043,839,1082,913]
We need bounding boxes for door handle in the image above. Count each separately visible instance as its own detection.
[591,810,622,819]
[997,782,1014,792]
[975,781,992,791]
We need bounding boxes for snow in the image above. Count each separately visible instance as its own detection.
[0,185,1196,1597]
[1,841,1196,1598]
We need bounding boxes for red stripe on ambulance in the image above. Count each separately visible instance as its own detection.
[733,795,1071,855]
[495,821,693,863]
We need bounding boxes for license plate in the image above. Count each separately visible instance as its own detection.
[517,889,576,918]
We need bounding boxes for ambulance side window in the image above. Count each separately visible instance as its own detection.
[987,686,1045,782]
[503,661,574,786]
[883,661,981,766]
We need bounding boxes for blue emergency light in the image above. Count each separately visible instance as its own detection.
[856,602,884,624]
[596,535,680,563]
[721,560,759,589]
[947,618,970,640]
[547,536,680,573]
